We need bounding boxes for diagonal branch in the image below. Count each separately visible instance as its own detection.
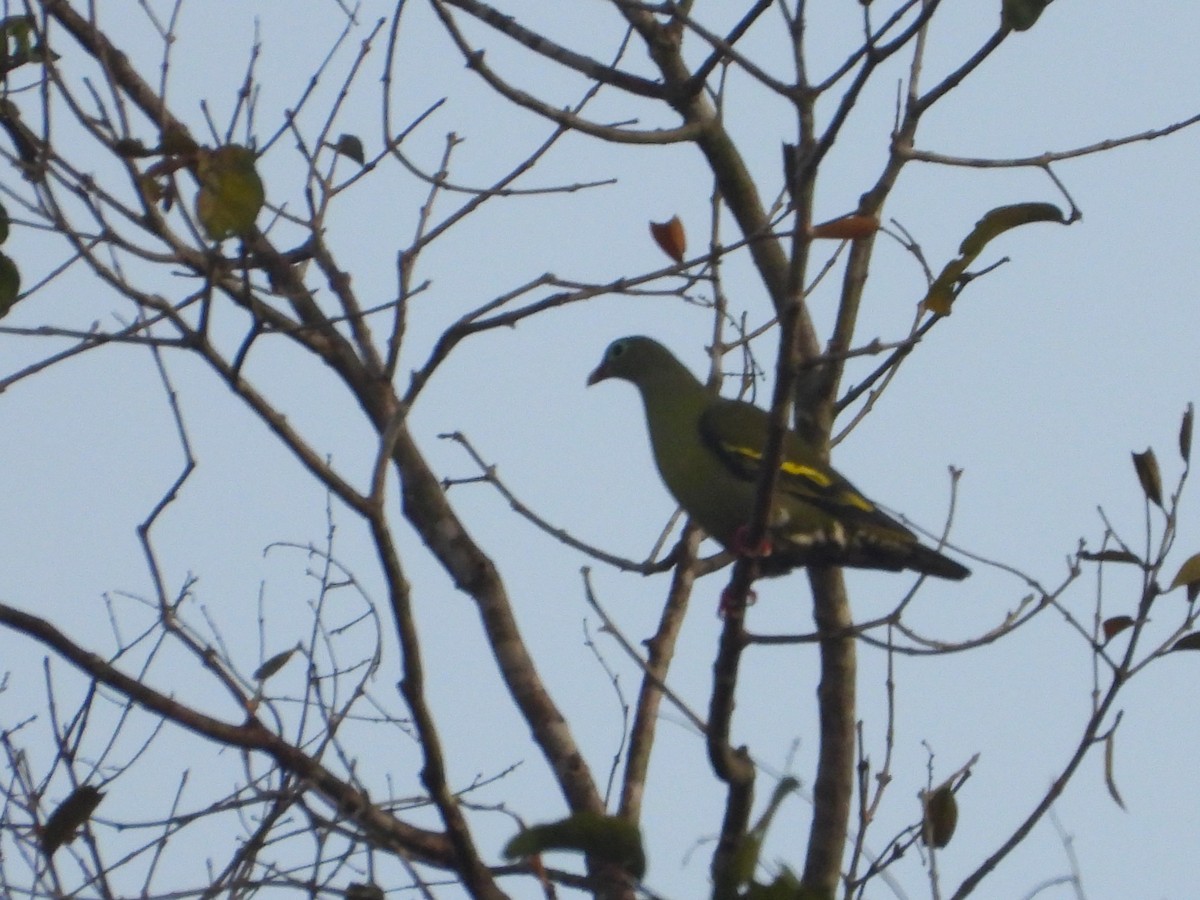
[430,1,701,145]
[0,601,458,869]
[440,0,667,99]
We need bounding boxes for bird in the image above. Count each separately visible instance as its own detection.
[587,336,970,581]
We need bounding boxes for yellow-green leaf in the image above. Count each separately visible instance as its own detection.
[136,172,160,206]
[1169,552,1200,596]
[1131,447,1163,508]
[1169,552,1200,591]
[504,812,645,879]
[744,866,824,900]
[732,776,800,886]
[195,144,264,241]
[0,16,55,72]
[957,203,1066,258]
[1003,0,1054,31]
[0,251,20,318]
[922,202,1068,315]
[0,16,34,55]
[921,783,958,848]
[41,785,104,856]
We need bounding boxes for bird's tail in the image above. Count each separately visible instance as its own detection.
[764,531,971,581]
[904,543,971,581]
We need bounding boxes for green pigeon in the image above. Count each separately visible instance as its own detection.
[587,336,970,581]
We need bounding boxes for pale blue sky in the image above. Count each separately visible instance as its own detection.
[3,2,1200,897]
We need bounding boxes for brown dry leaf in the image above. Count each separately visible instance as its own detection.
[1102,615,1135,641]
[649,215,686,263]
[1131,448,1163,508]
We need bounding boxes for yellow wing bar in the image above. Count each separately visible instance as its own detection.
[719,441,876,513]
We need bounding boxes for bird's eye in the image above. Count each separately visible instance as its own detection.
[610,341,626,359]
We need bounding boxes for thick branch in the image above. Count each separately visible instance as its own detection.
[800,567,856,895]
[379,399,607,818]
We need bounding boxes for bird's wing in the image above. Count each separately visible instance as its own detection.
[698,398,913,536]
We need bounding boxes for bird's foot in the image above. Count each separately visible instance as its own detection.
[731,525,773,560]
[719,584,757,617]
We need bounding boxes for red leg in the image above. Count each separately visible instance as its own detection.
[731,524,773,559]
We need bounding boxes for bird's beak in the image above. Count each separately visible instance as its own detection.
[586,362,608,386]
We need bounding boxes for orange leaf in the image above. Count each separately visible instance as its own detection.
[810,213,879,240]
[649,216,686,263]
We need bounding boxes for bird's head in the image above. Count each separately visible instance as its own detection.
[587,336,676,387]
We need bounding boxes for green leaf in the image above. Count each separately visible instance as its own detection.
[332,133,365,166]
[1181,403,1193,463]
[744,866,826,900]
[922,202,1068,315]
[0,16,32,52]
[732,776,800,886]
[921,782,958,848]
[254,645,299,682]
[41,785,104,856]
[161,124,198,156]
[344,884,384,900]
[0,251,21,318]
[1002,0,1055,31]
[1104,731,1125,810]
[0,16,55,72]
[504,812,645,879]
[1171,632,1200,653]
[1079,549,1142,566]
[194,144,265,241]
[1131,447,1163,508]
